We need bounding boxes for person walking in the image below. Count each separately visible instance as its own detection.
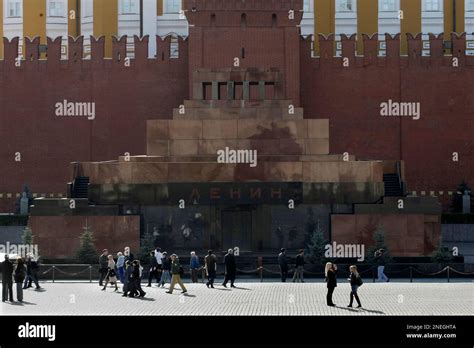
[124,247,134,264]
[14,257,26,302]
[166,254,187,294]
[98,249,109,287]
[348,265,363,308]
[189,251,200,283]
[278,248,288,282]
[325,262,338,306]
[204,250,217,289]
[102,255,119,291]
[147,251,159,287]
[222,249,237,288]
[155,247,163,281]
[23,254,40,289]
[116,252,125,284]
[132,260,146,298]
[292,249,305,283]
[122,260,135,297]
[159,252,171,287]
[1,255,14,302]
[374,249,389,282]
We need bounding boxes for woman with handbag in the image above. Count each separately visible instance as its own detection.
[102,255,118,291]
[325,262,337,306]
[347,265,363,308]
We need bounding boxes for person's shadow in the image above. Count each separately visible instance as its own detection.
[360,308,385,314]
[182,293,196,298]
[334,306,359,313]
[137,297,155,302]
[9,301,37,306]
[232,286,252,291]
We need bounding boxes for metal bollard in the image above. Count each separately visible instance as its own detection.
[410,266,413,283]
[257,256,263,283]
[447,266,450,283]
[52,266,55,283]
[89,265,92,283]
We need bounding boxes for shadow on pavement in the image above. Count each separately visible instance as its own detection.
[334,306,360,313]
[360,308,385,314]
[8,301,37,306]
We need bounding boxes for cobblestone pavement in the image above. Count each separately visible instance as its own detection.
[1,281,472,316]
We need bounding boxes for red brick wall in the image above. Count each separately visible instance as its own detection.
[301,34,474,207]
[28,215,140,259]
[331,214,440,257]
[0,36,188,212]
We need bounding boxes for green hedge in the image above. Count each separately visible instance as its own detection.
[0,215,28,226]
[441,213,474,224]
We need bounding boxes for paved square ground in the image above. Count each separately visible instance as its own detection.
[1,280,473,316]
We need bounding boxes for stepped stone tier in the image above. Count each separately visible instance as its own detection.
[73,68,383,206]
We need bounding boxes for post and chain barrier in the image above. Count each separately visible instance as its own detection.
[31,264,474,283]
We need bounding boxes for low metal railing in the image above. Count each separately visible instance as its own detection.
[26,263,474,283]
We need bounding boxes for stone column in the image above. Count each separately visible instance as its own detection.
[193,82,204,100]
[227,81,235,100]
[259,81,266,100]
[212,81,219,100]
[243,81,250,100]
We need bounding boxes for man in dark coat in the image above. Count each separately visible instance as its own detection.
[98,249,108,286]
[122,260,135,297]
[222,249,237,288]
[204,250,217,288]
[278,248,288,282]
[292,249,305,283]
[23,255,40,289]
[147,251,159,287]
[1,255,14,302]
[132,260,146,298]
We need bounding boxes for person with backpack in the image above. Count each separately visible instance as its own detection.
[348,265,363,308]
[325,262,338,306]
[166,254,187,294]
[14,257,26,302]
